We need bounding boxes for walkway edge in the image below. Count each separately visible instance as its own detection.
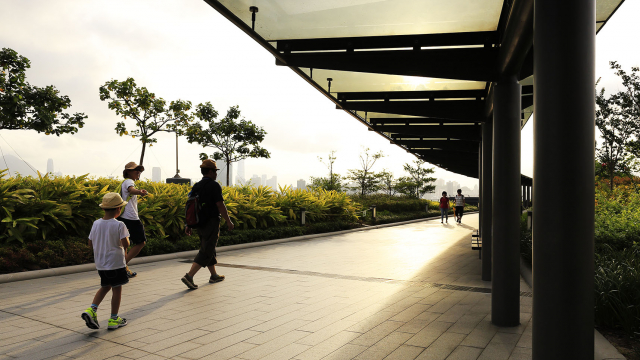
[0,213,475,285]
[519,257,625,360]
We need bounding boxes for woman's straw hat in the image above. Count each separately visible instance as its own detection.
[99,193,128,209]
[124,162,145,172]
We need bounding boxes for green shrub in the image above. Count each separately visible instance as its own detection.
[594,245,640,334]
[351,194,438,213]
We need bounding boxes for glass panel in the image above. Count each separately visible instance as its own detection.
[218,0,504,40]
[309,68,485,94]
[596,0,623,22]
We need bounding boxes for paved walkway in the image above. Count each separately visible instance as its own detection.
[0,214,534,360]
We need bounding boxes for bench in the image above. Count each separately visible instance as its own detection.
[471,231,481,259]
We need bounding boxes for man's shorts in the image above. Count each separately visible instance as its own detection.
[98,267,129,287]
[117,217,147,245]
[455,206,464,217]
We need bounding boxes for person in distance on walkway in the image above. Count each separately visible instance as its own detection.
[439,191,449,224]
[81,193,130,330]
[118,162,149,278]
[455,189,465,224]
[181,159,234,290]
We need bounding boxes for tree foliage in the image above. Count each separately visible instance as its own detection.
[99,77,193,166]
[312,151,343,191]
[0,48,86,135]
[394,160,436,199]
[186,104,270,185]
[346,147,385,196]
[379,169,396,196]
[596,62,640,189]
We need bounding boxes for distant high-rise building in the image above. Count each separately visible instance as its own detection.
[237,159,245,180]
[250,174,261,187]
[47,159,54,174]
[219,162,233,187]
[297,179,306,190]
[266,176,278,189]
[152,167,162,183]
[261,174,267,186]
[435,178,445,187]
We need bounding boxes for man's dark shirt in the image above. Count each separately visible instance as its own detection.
[193,177,224,219]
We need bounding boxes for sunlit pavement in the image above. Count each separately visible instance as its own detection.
[0,213,533,360]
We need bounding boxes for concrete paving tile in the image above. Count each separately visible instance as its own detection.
[349,320,405,347]
[507,346,532,360]
[294,331,361,360]
[154,342,203,358]
[383,345,425,360]
[414,332,466,360]
[459,322,499,348]
[391,304,432,322]
[244,319,309,345]
[353,331,413,360]
[192,320,263,345]
[248,342,310,360]
[476,342,515,360]
[346,311,396,334]
[238,330,308,359]
[445,345,483,360]
[199,342,257,360]
[448,314,485,335]
[138,329,209,352]
[321,344,368,360]
[179,330,260,359]
[406,321,453,348]
[297,319,357,346]
[119,348,149,358]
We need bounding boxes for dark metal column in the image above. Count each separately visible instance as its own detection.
[527,186,531,208]
[533,0,595,358]
[481,118,493,281]
[479,142,483,236]
[491,77,521,326]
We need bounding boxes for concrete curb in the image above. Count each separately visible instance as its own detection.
[0,212,476,285]
[519,257,625,360]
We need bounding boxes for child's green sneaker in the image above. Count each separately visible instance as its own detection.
[81,308,99,329]
[108,316,128,330]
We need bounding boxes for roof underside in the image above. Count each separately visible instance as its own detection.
[206,0,625,179]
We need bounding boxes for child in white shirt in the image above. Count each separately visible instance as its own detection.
[81,193,130,330]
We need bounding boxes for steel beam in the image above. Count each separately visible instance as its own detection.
[278,48,498,82]
[276,31,498,52]
[338,90,485,101]
[532,0,595,358]
[374,125,481,141]
[371,118,483,125]
[344,100,484,120]
[481,118,493,281]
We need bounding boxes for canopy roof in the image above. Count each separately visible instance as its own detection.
[205,0,624,178]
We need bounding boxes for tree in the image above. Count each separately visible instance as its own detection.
[395,160,436,198]
[379,169,396,196]
[312,150,343,191]
[99,77,193,166]
[346,147,385,196]
[186,104,270,185]
[595,63,639,189]
[0,48,86,135]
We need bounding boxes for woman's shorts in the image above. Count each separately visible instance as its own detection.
[98,267,129,287]
[117,217,147,245]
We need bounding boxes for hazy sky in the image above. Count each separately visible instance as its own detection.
[0,1,638,187]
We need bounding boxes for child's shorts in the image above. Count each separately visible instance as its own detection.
[117,217,147,245]
[98,267,129,287]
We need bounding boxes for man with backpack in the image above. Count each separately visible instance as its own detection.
[181,159,234,290]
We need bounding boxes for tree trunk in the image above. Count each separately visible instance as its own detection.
[610,165,614,190]
[139,141,146,166]
[226,158,231,186]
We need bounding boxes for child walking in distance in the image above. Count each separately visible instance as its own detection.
[439,191,449,224]
[181,159,234,290]
[118,162,149,278]
[81,193,130,330]
[455,189,465,224]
